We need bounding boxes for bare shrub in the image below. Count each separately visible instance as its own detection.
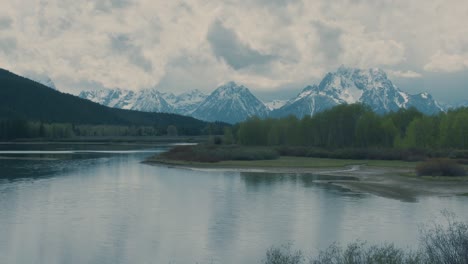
[419,211,468,264]
[263,244,304,264]
[311,241,421,264]
[416,158,466,177]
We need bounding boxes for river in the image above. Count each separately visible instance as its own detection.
[0,144,467,264]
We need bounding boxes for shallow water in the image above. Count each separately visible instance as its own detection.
[0,144,467,264]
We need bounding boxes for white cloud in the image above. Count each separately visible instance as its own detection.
[388,70,423,79]
[0,0,467,101]
[424,51,468,73]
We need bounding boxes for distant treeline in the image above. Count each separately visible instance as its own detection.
[0,120,226,140]
[229,104,468,150]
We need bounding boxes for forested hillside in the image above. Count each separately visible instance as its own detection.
[0,68,225,139]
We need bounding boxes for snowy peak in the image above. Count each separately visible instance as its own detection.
[211,81,249,97]
[192,82,269,124]
[79,88,173,113]
[273,67,443,118]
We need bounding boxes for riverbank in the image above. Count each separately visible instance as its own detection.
[0,135,209,144]
[146,155,468,201]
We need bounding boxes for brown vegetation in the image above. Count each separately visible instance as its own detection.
[416,159,466,177]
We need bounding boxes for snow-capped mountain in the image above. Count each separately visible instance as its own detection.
[192,81,269,124]
[442,100,468,110]
[272,67,443,118]
[164,89,207,115]
[79,88,207,115]
[24,73,57,90]
[264,99,288,110]
[79,88,174,113]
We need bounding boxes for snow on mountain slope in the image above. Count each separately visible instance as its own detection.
[272,66,443,118]
[264,99,288,110]
[192,81,269,124]
[79,88,174,113]
[165,89,207,115]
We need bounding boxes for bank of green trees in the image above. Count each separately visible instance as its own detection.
[230,104,468,150]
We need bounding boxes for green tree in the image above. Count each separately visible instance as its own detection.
[452,110,468,148]
[223,127,234,145]
[355,111,383,147]
[167,125,178,137]
[403,116,438,148]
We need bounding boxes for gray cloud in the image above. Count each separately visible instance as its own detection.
[223,0,301,10]
[0,16,12,30]
[94,0,132,11]
[110,34,153,72]
[110,0,132,8]
[314,21,343,62]
[0,37,17,53]
[207,20,275,70]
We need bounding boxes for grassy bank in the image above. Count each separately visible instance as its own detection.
[151,156,419,169]
[148,145,419,169]
[146,145,468,200]
[147,145,468,175]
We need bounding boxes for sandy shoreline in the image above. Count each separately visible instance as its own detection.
[145,160,468,201]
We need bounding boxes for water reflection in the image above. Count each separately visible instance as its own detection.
[0,154,111,181]
[0,147,467,264]
[240,172,363,197]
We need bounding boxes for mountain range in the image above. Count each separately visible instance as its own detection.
[79,67,445,123]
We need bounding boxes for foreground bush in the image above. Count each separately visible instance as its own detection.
[416,159,466,177]
[310,242,422,264]
[263,214,468,264]
[264,244,304,264]
[420,212,468,264]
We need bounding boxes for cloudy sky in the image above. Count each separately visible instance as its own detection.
[1,0,467,103]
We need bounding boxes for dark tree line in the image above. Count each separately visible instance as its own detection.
[0,120,227,140]
[229,104,468,150]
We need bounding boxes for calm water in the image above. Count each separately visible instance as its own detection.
[0,144,467,264]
